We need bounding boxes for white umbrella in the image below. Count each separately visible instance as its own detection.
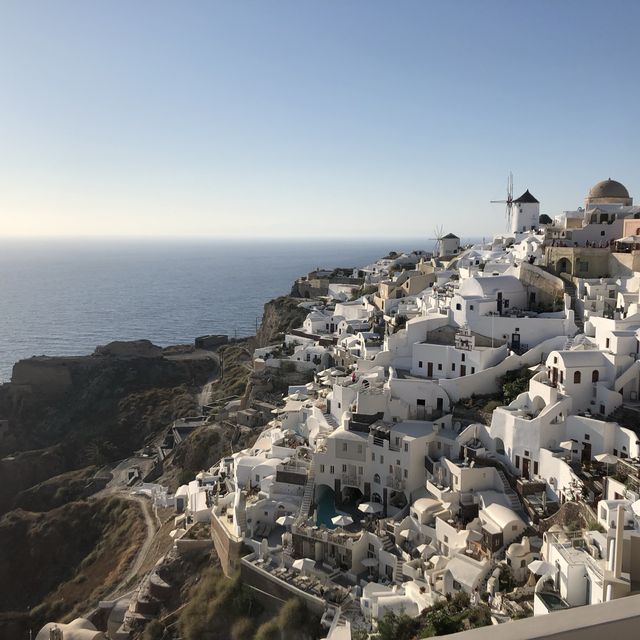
[559,440,574,450]
[276,515,296,527]
[331,514,354,527]
[399,529,412,539]
[632,500,640,517]
[595,453,618,465]
[358,501,383,515]
[292,558,315,574]
[528,560,556,576]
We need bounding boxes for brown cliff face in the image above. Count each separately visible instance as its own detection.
[255,296,308,347]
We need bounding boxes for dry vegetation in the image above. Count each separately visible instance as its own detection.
[0,495,146,630]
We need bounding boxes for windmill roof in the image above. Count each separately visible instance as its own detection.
[514,189,540,204]
[442,233,459,239]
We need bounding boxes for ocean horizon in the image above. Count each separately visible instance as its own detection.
[0,237,482,382]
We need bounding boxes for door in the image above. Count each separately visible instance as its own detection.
[427,362,433,378]
[460,364,466,377]
[417,399,426,420]
[581,442,592,465]
[522,458,530,479]
[497,292,503,315]
[552,367,558,386]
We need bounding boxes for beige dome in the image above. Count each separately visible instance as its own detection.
[585,178,632,207]
[588,179,629,200]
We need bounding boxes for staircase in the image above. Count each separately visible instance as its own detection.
[298,461,316,520]
[608,404,640,432]
[393,559,405,584]
[497,469,523,513]
[324,412,339,429]
[235,505,247,534]
[382,532,396,553]
[563,280,584,334]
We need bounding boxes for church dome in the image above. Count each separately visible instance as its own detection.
[585,178,632,207]
[588,178,629,200]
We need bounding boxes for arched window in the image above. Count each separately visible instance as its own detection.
[373,473,381,484]
[372,493,382,503]
[592,370,599,383]
[574,371,581,384]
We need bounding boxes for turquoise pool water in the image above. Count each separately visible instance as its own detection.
[315,486,338,528]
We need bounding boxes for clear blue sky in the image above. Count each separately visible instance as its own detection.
[1,0,639,239]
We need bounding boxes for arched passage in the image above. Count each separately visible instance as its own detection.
[556,257,572,275]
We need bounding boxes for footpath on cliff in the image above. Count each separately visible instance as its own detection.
[0,295,308,640]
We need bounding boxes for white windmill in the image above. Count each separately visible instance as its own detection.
[430,225,445,257]
[491,172,514,231]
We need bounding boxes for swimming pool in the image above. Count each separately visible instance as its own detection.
[315,485,338,528]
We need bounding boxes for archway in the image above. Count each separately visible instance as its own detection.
[556,257,572,275]
[495,438,506,455]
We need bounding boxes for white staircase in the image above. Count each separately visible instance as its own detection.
[497,469,522,512]
[393,559,405,584]
[324,412,338,428]
[299,461,316,520]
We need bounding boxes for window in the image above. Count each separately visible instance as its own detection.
[524,450,530,457]
[380,455,384,464]
[444,535,449,543]
[461,353,465,362]
[342,443,348,452]
[560,371,564,383]
[338,402,341,409]
[374,473,380,484]
[404,469,408,478]
[471,367,475,374]
[470,304,474,310]
[418,360,423,368]
[533,461,539,475]
[330,466,334,474]
[389,465,393,473]
[504,299,509,308]
[396,459,400,466]
[320,465,325,473]
[452,363,456,371]
[592,370,599,382]
[554,356,558,364]
[574,371,581,384]
[515,455,520,468]
[601,230,606,236]
[404,443,408,452]
[438,363,443,370]
[456,303,461,310]
[606,338,610,349]
[512,524,518,531]
[584,434,590,441]
[342,464,347,472]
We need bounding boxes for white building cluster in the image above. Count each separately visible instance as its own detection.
[175,178,640,637]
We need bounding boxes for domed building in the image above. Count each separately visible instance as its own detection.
[584,178,632,208]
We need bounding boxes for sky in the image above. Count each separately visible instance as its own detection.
[1,1,639,240]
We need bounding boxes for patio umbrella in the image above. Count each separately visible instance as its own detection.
[595,453,617,476]
[292,558,315,574]
[276,515,296,528]
[331,514,354,527]
[528,560,556,576]
[358,501,383,515]
[559,440,574,450]
[399,529,412,539]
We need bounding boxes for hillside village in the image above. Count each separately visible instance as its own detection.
[40,178,640,639]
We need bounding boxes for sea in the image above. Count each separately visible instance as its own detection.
[0,237,482,382]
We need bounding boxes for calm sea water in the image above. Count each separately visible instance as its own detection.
[0,238,437,382]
